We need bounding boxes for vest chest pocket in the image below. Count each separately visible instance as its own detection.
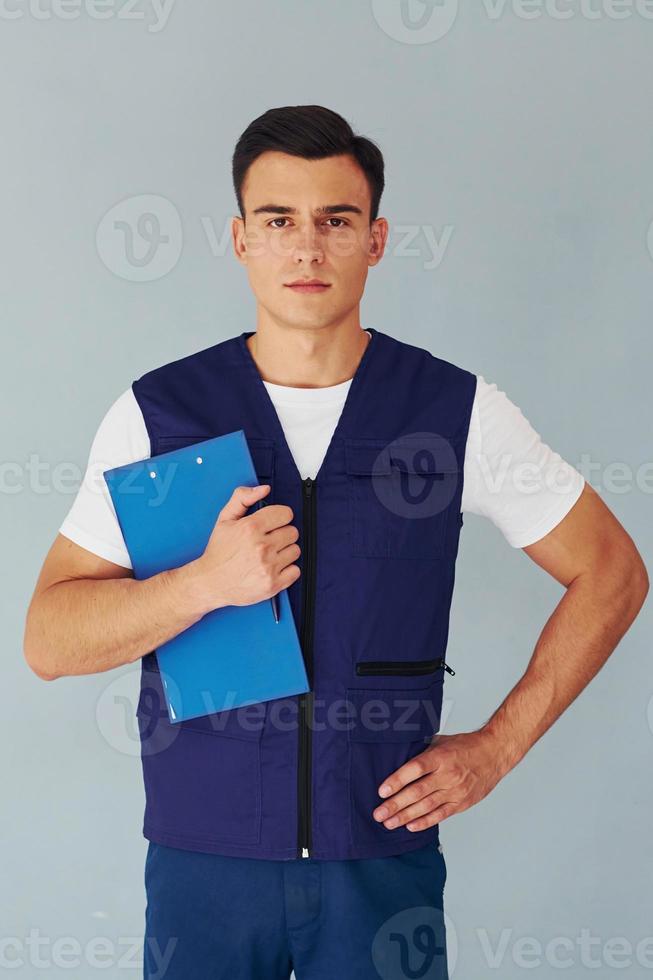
[344,436,460,559]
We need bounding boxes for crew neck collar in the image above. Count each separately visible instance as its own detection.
[259,329,373,403]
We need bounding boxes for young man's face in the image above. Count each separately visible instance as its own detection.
[233,150,387,333]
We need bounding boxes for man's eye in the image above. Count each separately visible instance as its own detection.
[267,217,348,229]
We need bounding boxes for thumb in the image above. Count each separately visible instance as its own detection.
[217,483,271,523]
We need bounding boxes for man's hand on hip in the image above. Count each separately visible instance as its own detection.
[372,730,511,832]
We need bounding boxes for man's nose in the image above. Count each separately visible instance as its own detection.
[291,225,324,262]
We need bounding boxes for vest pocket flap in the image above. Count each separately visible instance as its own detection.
[155,434,213,453]
[344,437,459,477]
[388,437,459,475]
[136,675,267,741]
[181,704,267,740]
[345,686,438,743]
[247,438,275,479]
[344,440,392,476]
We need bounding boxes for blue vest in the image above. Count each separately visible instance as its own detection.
[132,328,477,861]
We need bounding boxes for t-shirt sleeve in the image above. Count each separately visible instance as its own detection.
[461,375,585,548]
[58,387,151,568]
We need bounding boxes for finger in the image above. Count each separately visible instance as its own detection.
[377,749,440,801]
[379,788,449,829]
[403,802,457,832]
[218,484,271,522]
[373,773,438,824]
[275,562,301,590]
[266,523,301,552]
[249,502,295,534]
[273,542,301,570]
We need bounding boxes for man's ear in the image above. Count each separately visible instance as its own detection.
[368,217,389,266]
[232,215,247,264]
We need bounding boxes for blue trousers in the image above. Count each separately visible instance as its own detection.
[143,839,449,979]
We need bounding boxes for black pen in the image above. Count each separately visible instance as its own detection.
[255,496,280,624]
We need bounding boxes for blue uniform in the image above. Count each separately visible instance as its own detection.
[132,328,475,862]
[133,327,475,978]
[144,838,449,979]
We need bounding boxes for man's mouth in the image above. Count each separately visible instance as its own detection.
[285,279,331,293]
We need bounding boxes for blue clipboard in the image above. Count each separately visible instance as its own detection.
[103,429,309,723]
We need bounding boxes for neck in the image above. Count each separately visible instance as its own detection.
[246,325,370,389]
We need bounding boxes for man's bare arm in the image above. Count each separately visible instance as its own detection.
[23,535,208,680]
[480,480,649,771]
[372,481,649,832]
[23,484,301,682]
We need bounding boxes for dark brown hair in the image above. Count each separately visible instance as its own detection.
[232,105,385,224]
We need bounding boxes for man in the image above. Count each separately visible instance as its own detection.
[24,105,648,980]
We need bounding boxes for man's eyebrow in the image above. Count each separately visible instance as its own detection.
[251,203,364,217]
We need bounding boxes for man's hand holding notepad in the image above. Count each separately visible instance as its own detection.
[197,483,295,620]
[103,430,309,724]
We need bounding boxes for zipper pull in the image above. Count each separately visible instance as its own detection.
[304,477,313,496]
[439,658,455,676]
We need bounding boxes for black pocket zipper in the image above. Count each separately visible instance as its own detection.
[355,657,455,677]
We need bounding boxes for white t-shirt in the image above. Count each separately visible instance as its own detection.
[59,334,585,568]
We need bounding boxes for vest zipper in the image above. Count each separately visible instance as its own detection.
[298,476,317,858]
[355,657,455,677]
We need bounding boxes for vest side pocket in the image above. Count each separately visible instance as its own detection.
[345,683,443,847]
[343,436,460,559]
[136,670,265,846]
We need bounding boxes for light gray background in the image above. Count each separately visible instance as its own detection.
[3,1,652,977]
